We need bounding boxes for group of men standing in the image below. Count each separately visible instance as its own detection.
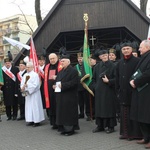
[1,39,150,147]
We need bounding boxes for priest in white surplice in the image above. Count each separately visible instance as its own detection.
[21,62,45,127]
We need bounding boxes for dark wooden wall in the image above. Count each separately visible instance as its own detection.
[33,0,149,53]
[14,0,150,64]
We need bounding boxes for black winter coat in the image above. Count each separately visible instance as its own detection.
[130,51,150,124]
[92,60,116,118]
[2,66,19,106]
[116,55,139,105]
[56,65,79,126]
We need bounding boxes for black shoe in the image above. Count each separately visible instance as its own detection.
[26,122,34,126]
[63,131,75,136]
[7,117,11,121]
[127,138,134,141]
[51,125,58,130]
[78,114,84,119]
[92,126,104,133]
[17,117,25,121]
[33,123,40,127]
[12,116,17,120]
[106,128,114,134]
[119,135,127,140]
[86,116,91,121]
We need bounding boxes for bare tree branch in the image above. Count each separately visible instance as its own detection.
[140,0,148,14]
[35,0,42,26]
[11,1,34,35]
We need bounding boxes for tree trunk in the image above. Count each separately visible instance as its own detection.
[35,0,42,26]
[140,0,148,15]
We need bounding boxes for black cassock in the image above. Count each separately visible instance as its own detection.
[56,65,79,132]
[46,61,59,126]
[92,60,117,128]
[116,55,142,139]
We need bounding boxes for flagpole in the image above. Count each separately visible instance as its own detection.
[83,13,94,121]
[83,13,88,45]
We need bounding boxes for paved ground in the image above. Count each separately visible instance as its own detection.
[0,114,145,150]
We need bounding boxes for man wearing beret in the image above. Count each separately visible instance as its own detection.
[54,54,79,136]
[75,52,90,121]
[116,42,142,140]
[1,58,19,120]
[109,49,118,65]
[91,50,117,134]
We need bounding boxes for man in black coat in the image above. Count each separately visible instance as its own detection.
[1,58,19,120]
[15,60,26,120]
[92,50,117,134]
[54,54,79,136]
[75,52,90,121]
[116,42,142,140]
[130,40,150,148]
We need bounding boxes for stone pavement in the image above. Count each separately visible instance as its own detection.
[0,115,145,150]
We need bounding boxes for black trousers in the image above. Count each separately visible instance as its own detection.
[140,122,150,141]
[6,104,18,118]
[19,104,25,118]
[78,90,90,117]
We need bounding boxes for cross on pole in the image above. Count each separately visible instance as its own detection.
[90,35,96,46]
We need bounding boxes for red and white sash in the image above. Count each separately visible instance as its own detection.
[17,70,25,82]
[39,66,44,79]
[2,66,16,82]
[44,62,62,108]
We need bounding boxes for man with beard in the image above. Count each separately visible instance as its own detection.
[44,53,62,129]
[54,54,79,136]
[116,42,142,140]
[130,40,150,148]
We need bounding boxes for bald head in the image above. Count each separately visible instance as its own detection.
[139,40,150,55]
[26,61,34,72]
[49,53,58,65]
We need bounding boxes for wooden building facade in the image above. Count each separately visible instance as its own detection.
[14,0,150,65]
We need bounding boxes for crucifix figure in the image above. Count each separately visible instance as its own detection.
[90,35,96,46]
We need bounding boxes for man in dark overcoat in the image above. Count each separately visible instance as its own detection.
[54,55,79,136]
[15,60,26,120]
[130,40,150,149]
[1,58,19,120]
[116,42,142,140]
[92,50,117,134]
[75,52,90,121]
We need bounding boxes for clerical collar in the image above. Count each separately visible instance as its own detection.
[123,53,132,60]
